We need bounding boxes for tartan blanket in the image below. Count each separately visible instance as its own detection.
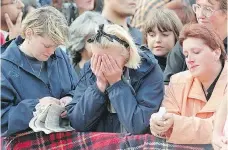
[2,130,212,150]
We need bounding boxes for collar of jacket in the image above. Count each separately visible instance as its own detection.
[187,61,228,112]
[84,45,158,85]
[1,36,63,67]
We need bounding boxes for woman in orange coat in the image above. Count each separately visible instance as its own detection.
[150,23,227,144]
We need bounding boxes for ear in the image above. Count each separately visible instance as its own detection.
[213,48,221,61]
[25,28,34,40]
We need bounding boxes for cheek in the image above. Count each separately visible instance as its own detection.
[209,15,218,25]
[75,0,86,8]
[147,36,155,49]
[117,57,126,68]
[166,36,176,50]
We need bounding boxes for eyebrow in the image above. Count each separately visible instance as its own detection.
[42,42,56,47]
[207,0,215,6]
[196,0,214,6]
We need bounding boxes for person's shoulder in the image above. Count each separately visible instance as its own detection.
[139,45,157,65]
[54,47,70,59]
[172,41,183,52]
[133,45,163,78]
[128,24,143,45]
[170,70,192,84]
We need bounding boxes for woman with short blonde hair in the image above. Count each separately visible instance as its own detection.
[67,24,164,134]
[1,6,77,137]
[21,6,69,45]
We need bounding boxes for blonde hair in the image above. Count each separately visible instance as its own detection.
[143,9,183,44]
[21,6,69,45]
[92,24,141,69]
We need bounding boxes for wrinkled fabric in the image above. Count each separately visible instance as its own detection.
[162,62,228,144]
[67,46,164,134]
[1,36,78,137]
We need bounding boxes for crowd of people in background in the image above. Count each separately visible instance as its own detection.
[1,0,227,149]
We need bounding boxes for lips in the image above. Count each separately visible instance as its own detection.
[129,2,136,6]
[190,65,199,70]
[198,19,209,24]
[154,46,164,50]
[43,54,50,58]
[86,0,93,4]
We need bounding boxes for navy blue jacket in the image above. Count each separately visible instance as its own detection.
[67,47,164,134]
[1,36,78,137]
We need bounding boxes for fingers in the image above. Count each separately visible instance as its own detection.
[4,13,13,29]
[60,97,72,107]
[16,12,23,25]
[60,111,67,118]
[162,113,173,120]
[107,55,121,69]
[150,115,171,134]
[102,55,113,72]
[39,97,60,105]
[151,119,166,132]
[95,56,102,73]
[98,63,106,80]
[91,54,102,76]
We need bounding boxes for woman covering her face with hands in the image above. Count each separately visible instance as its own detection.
[67,24,164,134]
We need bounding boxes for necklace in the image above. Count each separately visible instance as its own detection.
[19,45,44,77]
[24,54,43,77]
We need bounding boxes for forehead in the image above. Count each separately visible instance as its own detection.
[149,26,173,33]
[183,37,206,49]
[37,35,56,45]
[91,44,124,55]
[196,0,219,7]
[2,0,11,2]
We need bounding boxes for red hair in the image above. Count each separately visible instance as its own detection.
[179,23,227,62]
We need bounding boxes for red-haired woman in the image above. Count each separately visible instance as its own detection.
[150,23,227,144]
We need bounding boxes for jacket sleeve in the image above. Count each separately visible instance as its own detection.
[60,49,78,97]
[163,41,187,85]
[1,74,39,137]
[106,64,164,134]
[162,79,213,144]
[66,67,107,131]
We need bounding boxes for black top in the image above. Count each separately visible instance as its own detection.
[163,37,227,85]
[154,55,167,72]
[204,63,224,100]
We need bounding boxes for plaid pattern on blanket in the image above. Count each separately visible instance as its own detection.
[2,130,212,150]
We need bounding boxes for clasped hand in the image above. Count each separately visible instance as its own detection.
[150,113,174,138]
[91,54,122,92]
[39,96,72,118]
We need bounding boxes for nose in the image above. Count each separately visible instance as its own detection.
[17,0,25,9]
[186,54,195,65]
[197,8,206,19]
[155,35,161,43]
